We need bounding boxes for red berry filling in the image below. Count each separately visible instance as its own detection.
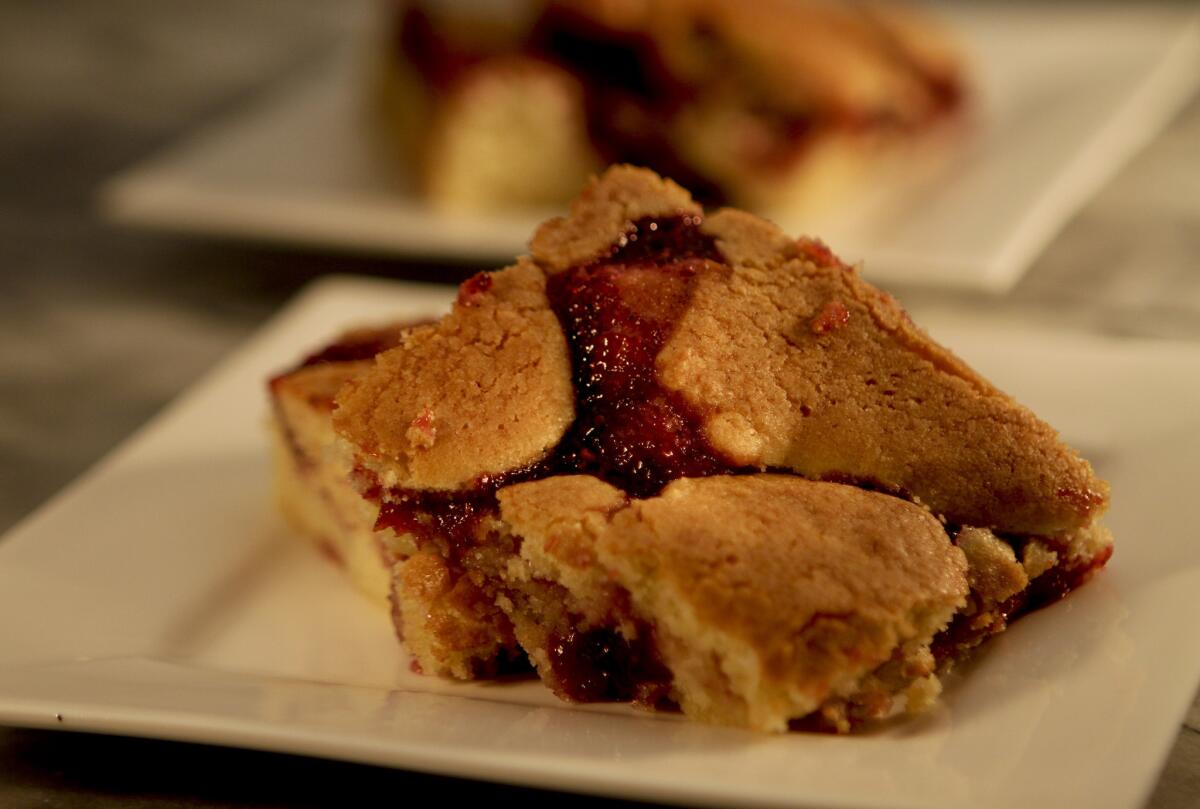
[544,214,741,498]
[548,625,674,706]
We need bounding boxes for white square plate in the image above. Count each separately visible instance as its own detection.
[99,3,1200,292]
[2,277,1199,809]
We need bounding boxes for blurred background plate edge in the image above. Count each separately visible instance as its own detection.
[97,4,1200,292]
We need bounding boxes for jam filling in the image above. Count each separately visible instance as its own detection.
[548,624,674,707]
[374,465,546,565]
[395,5,482,91]
[375,213,739,542]
[543,215,741,499]
[1024,542,1113,610]
[527,6,727,203]
[931,541,1114,665]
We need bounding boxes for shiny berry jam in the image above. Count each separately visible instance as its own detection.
[370,215,744,706]
[1023,542,1113,610]
[376,215,739,552]
[548,625,673,706]
[545,215,740,498]
[374,464,546,562]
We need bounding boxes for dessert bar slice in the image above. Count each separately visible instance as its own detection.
[291,166,1110,730]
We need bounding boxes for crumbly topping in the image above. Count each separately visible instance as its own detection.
[1022,539,1060,580]
[318,166,1113,729]
[333,258,574,490]
[530,167,700,272]
[497,474,627,572]
[498,473,969,731]
[601,476,968,682]
[956,527,1029,606]
[657,203,1108,536]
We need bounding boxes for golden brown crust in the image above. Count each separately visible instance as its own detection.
[657,211,1107,535]
[692,0,947,121]
[333,258,574,490]
[601,475,967,682]
[285,157,1115,727]
[699,208,801,269]
[529,165,700,272]
[498,473,968,730]
[497,475,628,572]
[337,164,1107,534]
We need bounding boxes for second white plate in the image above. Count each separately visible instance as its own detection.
[100,3,1200,292]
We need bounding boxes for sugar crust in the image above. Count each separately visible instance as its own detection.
[333,258,574,490]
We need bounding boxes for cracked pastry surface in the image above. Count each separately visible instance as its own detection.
[498,474,968,732]
[272,165,1112,732]
[656,223,1104,537]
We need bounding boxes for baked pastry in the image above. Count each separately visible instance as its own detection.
[274,166,1110,731]
[376,0,966,214]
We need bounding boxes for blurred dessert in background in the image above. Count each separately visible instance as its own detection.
[374,0,967,214]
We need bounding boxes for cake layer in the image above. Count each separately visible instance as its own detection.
[270,359,390,603]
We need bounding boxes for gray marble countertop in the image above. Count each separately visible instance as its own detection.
[0,1,1197,807]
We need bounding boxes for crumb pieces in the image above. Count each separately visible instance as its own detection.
[456,272,494,307]
[810,299,851,335]
[406,407,437,450]
[819,702,852,734]
[904,675,942,715]
[957,527,1028,604]
[796,237,841,268]
[1022,539,1060,579]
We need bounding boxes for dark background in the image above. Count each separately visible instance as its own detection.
[1,1,1197,806]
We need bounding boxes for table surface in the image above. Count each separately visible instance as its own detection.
[1,1,1198,807]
